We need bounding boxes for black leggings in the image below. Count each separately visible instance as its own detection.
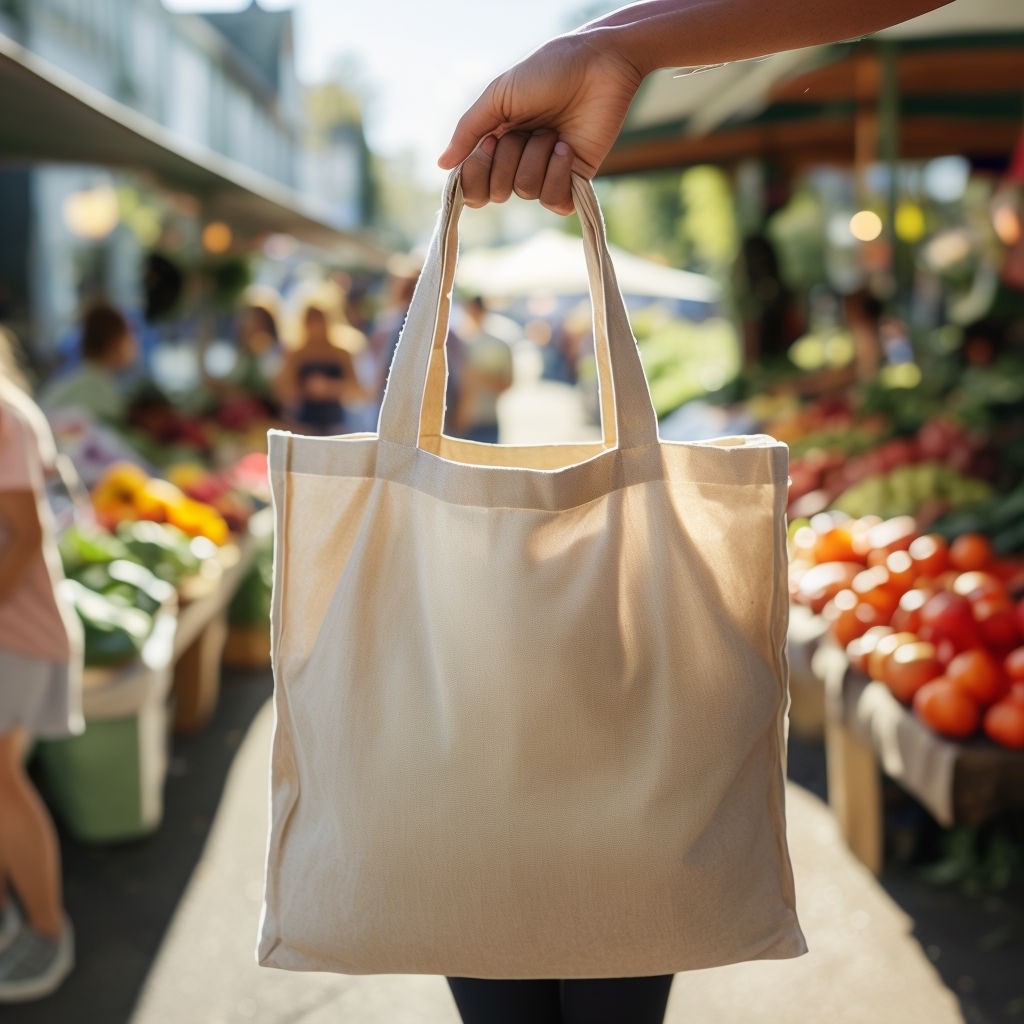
[447,975,674,1024]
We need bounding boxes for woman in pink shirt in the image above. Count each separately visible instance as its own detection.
[0,328,81,1002]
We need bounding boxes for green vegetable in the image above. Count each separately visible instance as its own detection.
[228,543,273,627]
[115,520,201,587]
[58,526,133,575]
[66,579,154,668]
[70,560,176,615]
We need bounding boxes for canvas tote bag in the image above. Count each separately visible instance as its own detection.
[258,169,806,979]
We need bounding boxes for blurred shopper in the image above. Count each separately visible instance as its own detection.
[0,328,81,1003]
[450,296,515,443]
[437,0,954,1021]
[228,297,282,412]
[38,301,137,425]
[275,299,370,436]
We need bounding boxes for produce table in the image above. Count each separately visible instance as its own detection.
[818,638,1024,875]
[170,506,272,732]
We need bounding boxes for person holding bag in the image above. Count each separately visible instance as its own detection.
[429,2,954,1021]
[257,4,953,1024]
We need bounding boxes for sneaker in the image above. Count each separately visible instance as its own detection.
[0,903,20,956]
[0,920,74,1002]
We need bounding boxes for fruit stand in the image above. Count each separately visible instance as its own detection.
[34,442,274,844]
[775,367,1024,874]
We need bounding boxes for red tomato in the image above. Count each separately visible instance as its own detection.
[883,641,943,704]
[913,678,982,739]
[795,561,862,614]
[884,550,917,593]
[846,626,894,675]
[949,533,994,572]
[951,571,1006,603]
[908,533,950,580]
[982,699,1024,749]
[972,597,1020,652]
[1004,646,1024,683]
[918,591,982,653]
[946,648,1008,707]
[851,566,902,621]
[825,590,885,648]
[890,587,931,634]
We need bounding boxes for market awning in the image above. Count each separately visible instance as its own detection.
[602,0,1024,176]
[0,31,391,266]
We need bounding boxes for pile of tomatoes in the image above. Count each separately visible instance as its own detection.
[790,513,1024,749]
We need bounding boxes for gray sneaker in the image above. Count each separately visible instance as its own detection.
[0,920,74,1002]
[0,903,20,956]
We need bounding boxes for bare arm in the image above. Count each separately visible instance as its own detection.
[439,0,954,213]
[0,490,43,603]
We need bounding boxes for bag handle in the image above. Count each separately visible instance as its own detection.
[378,168,659,452]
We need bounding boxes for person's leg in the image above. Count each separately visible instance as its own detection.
[0,729,64,937]
[447,977,562,1024]
[561,975,675,1024]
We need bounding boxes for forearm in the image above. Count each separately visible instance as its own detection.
[579,0,954,77]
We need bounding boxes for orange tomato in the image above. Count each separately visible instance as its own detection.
[825,590,885,648]
[913,677,982,739]
[866,631,919,683]
[851,566,902,620]
[794,561,862,613]
[982,699,1024,749]
[890,586,931,635]
[813,525,861,565]
[949,532,994,573]
[907,533,950,580]
[883,641,943,704]
[846,625,894,674]
[946,648,1008,707]
[884,550,917,593]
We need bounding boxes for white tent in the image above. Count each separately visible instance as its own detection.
[457,230,720,305]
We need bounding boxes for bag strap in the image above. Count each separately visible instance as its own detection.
[378,168,659,452]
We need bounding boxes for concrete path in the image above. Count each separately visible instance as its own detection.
[130,696,962,1024]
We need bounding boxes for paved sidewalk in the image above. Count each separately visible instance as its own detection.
[129,694,963,1024]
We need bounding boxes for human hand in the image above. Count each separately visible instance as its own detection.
[438,34,643,215]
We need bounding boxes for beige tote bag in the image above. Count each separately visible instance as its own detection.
[258,170,806,979]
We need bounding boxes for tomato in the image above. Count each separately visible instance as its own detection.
[972,597,1020,652]
[884,550,917,593]
[913,678,982,739]
[851,566,902,620]
[795,561,862,613]
[813,525,861,565]
[890,587,931,634]
[825,590,885,648]
[918,591,982,653]
[846,625,894,675]
[951,571,1006,603]
[949,532,994,573]
[883,641,943,704]
[946,648,1008,707]
[866,631,919,683]
[850,516,884,559]
[982,699,1024,749]
[908,533,950,580]
[866,516,919,557]
[1005,646,1024,683]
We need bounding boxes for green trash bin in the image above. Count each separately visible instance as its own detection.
[34,609,177,843]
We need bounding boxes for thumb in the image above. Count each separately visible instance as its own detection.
[438,89,505,169]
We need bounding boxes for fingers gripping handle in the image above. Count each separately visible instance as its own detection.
[378,168,659,452]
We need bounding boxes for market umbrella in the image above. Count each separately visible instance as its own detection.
[457,229,720,305]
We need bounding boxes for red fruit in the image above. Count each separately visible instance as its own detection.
[1005,647,1024,683]
[973,597,1020,652]
[949,533,994,573]
[846,626,894,675]
[825,590,886,648]
[913,678,981,739]
[919,591,982,652]
[883,641,943,704]
[946,648,1008,707]
[908,534,950,580]
[866,516,919,556]
[951,571,1005,603]
[795,561,862,613]
[890,587,931,634]
[982,699,1024,749]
